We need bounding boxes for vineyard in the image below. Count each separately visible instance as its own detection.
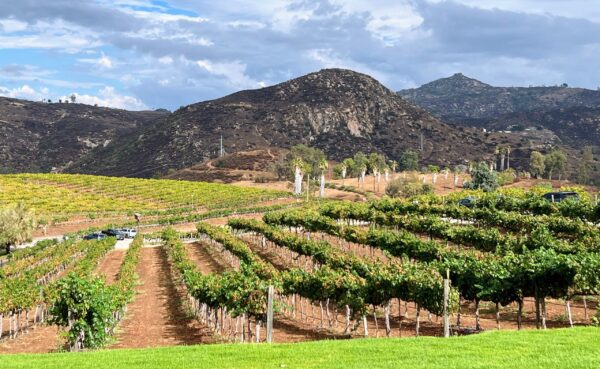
[0,174,290,220]
[1,179,599,367]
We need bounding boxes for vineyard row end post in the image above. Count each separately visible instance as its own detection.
[266,285,274,343]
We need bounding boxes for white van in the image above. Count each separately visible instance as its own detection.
[120,228,138,238]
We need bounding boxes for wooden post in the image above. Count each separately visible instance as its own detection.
[344,305,351,334]
[241,313,246,342]
[443,278,450,337]
[495,302,500,330]
[517,300,523,330]
[541,298,547,330]
[475,300,481,331]
[415,306,421,337]
[384,301,391,337]
[266,285,274,343]
[565,299,573,328]
[534,288,541,329]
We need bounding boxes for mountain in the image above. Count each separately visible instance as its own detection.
[0,97,168,173]
[68,69,500,178]
[398,73,600,122]
[398,74,600,180]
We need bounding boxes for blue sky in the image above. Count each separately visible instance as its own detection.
[0,0,599,110]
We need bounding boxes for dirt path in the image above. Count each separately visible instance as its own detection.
[0,323,62,354]
[185,242,228,273]
[94,250,126,284]
[110,247,212,349]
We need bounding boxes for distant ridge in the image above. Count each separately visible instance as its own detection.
[68,68,497,178]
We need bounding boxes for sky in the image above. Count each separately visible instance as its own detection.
[0,0,599,110]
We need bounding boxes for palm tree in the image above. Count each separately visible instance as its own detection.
[506,145,511,170]
[292,158,304,195]
[318,158,328,198]
[0,203,36,254]
[341,158,354,186]
[499,146,505,171]
[389,160,398,180]
[359,164,367,188]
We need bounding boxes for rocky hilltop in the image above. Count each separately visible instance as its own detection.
[398,73,600,122]
[68,69,496,178]
[0,97,167,172]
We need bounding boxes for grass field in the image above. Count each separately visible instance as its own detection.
[3,328,599,369]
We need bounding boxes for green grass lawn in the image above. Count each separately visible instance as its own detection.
[3,328,599,369]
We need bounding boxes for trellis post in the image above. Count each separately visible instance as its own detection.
[266,285,274,343]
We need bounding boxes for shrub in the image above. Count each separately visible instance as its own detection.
[497,169,517,186]
[464,162,498,192]
[385,175,433,198]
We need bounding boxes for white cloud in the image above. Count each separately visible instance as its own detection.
[426,0,600,22]
[195,59,265,89]
[78,53,114,69]
[0,18,28,32]
[0,19,101,52]
[77,53,114,69]
[306,48,391,85]
[226,20,267,29]
[329,0,424,45]
[61,86,148,110]
[0,84,46,101]
[122,8,208,23]
[158,56,174,64]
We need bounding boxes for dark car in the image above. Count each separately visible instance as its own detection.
[102,229,126,240]
[458,196,477,208]
[542,191,580,203]
[83,232,107,240]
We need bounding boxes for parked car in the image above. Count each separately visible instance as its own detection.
[102,229,126,240]
[83,232,107,240]
[120,228,137,238]
[458,196,477,208]
[542,191,580,203]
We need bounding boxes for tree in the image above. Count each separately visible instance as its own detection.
[288,145,327,178]
[506,145,511,170]
[399,150,419,171]
[529,151,545,179]
[0,203,36,254]
[318,158,328,198]
[292,158,305,195]
[341,158,354,185]
[352,152,368,187]
[368,153,386,192]
[544,150,566,180]
[389,160,398,176]
[277,145,327,185]
[464,162,499,192]
[426,165,439,173]
[70,94,76,103]
[577,163,590,185]
[577,147,593,185]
